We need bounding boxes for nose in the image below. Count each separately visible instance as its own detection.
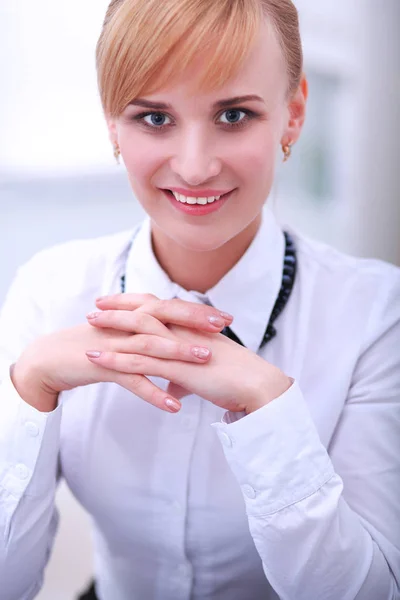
[170,126,222,186]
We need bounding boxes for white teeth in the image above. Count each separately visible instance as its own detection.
[171,191,222,205]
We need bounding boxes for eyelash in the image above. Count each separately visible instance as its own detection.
[131,108,259,132]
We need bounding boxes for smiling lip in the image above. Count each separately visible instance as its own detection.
[167,187,233,198]
[162,189,234,216]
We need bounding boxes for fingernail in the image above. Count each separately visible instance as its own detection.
[165,398,181,412]
[220,312,233,321]
[86,351,102,358]
[87,312,100,319]
[191,346,211,359]
[208,316,225,328]
[96,297,106,302]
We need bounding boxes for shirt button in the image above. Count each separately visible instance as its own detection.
[242,484,257,499]
[15,464,30,480]
[181,417,193,430]
[25,421,39,437]
[220,432,233,448]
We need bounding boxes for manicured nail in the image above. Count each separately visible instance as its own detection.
[208,316,225,328]
[220,312,234,321]
[165,398,181,412]
[86,351,102,358]
[87,312,100,319]
[191,346,211,360]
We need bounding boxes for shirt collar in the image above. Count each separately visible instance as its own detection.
[124,205,285,353]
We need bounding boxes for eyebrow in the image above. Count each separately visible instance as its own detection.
[128,95,265,110]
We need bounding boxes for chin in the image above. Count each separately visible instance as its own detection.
[150,205,261,254]
[168,228,234,253]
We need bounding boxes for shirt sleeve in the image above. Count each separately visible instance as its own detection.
[0,258,63,600]
[212,273,400,600]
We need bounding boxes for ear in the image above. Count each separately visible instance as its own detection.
[106,115,119,146]
[281,73,308,147]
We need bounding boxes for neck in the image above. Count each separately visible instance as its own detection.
[151,215,262,293]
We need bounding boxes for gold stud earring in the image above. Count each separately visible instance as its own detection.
[113,142,121,164]
[282,141,293,162]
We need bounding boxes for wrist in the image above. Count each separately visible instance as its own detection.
[245,371,293,415]
[11,362,59,413]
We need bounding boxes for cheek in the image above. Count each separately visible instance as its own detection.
[228,132,276,184]
[118,130,163,184]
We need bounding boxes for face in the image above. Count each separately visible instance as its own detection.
[108,19,306,254]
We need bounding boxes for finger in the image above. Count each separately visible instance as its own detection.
[116,334,212,363]
[86,350,185,383]
[87,310,171,337]
[95,294,233,331]
[96,293,157,310]
[136,298,232,331]
[113,371,182,413]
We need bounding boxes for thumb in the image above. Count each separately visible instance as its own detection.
[166,381,191,400]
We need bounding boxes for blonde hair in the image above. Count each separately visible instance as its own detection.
[96,0,303,117]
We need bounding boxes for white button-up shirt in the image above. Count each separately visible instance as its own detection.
[1,206,399,600]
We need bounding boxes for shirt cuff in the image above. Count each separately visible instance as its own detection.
[0,365,63,498]
[211,379,335,516]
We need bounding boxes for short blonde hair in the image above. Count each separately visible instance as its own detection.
[96,0,303,117]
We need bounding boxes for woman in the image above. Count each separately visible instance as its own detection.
[0,1,399,599]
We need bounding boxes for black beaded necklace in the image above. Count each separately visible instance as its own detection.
[120,230,297,351]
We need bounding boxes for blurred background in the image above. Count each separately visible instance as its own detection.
[1,1,399,598]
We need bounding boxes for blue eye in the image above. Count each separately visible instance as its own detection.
[133,107,257,132]
[143,113,172,127]
[219,110,246,125]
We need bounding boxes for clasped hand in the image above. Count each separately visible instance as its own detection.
[85,294,292,414]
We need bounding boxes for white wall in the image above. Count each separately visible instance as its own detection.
[0,0,111,176]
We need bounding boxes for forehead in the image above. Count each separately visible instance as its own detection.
[143,20,287,109]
